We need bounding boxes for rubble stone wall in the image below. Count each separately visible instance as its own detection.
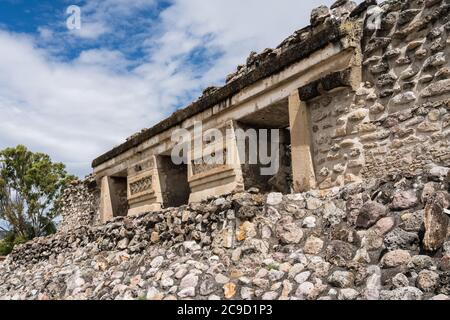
[58,176,100,233]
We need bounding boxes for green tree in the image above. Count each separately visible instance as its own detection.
[0,145,75,249]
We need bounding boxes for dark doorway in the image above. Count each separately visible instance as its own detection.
[158,155,190,208]
[109,176,128,217]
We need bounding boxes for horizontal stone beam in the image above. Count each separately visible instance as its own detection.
[298,68,352,101]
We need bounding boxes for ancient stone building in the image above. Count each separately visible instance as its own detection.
[91,0,450,224]
[2,0,450,302]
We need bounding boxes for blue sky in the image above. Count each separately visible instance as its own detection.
[0,0,340,177]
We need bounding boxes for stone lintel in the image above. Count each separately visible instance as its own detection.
[298,68,352,101]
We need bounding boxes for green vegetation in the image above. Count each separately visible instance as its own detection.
[0,145,75,255]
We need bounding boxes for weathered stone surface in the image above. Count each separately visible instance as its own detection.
[421,79,450,98]
[223,283,236,299]
[304,236,324,255]
[392,273,409,288]
[356,201,387,229]
[400,210,424,232]
[380,287,423,300]
[338,288,359,300]
[398,9,421,26]
[2,0,450,302]
[299,69,352,101]
[328,271,355,288]
[373,217,396,236]
[381,250,411,268]
[310,5,331,27]
[266,193,283,206]
[294,271,311,285]
[399,67,419,80]
[384,228,420,251]
[302,216,317,228]
[408,255,435,270]
[390,190,418,211]
[392,92,417,105]
[179,274,199,291]
[364,37,391,54]
[276,217,303,244]
[416,270,439,292]
[326,240,356,265]
[306,197,323,210]
[424,52,446,69]
[58,176,99,232]
[423,192,450,251]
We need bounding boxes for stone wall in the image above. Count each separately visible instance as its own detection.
[359,0,450,179]
[2,0,450,301]
[309,87,365,189]
[58,175,100,233]
[1,166,449,300]
[302,0,450,190]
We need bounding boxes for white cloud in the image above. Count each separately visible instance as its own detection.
[75,49,132,72]
[0,0,350,177]
[0,30,166,173]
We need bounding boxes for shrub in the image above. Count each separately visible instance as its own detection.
[0,239,13,256]
[0,232,27,256]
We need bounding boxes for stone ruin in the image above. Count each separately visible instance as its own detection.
[85,0,450,226]
[1,0,450,301]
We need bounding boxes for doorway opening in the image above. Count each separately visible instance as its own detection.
[109,174,128,217]
[158,155,190,208]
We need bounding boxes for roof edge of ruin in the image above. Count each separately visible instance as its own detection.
[92,16,355,169]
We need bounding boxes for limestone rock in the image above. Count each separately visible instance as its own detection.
[390,190,418,211]
[294,271,311,285]
[421,79,450,98]
[303,236,324,255]
[381,250,411,268]
[266,193,283,206]
[416,270,439,292]
[310,5,330,26]
[276,217,303,244]
[356,201,387,229]
[328,271,355,288]
[423,192,450,251]
[384,228,419,251]
[392,273,409,288]
[392,91,417,105]
[223,283,236,299]
[180,274,199,291]
[338,288,359,300]
[380,287,423,300]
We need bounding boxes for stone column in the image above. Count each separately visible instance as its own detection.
[288,90,316,192]
[99,176,114,223]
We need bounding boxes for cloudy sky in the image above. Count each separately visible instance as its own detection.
[0,0,342,177]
